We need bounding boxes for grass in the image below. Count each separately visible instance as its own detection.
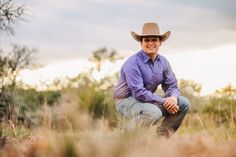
[1,122,236,157]
[178,112,236,142]
[0,121,31,138]
[0,98,235,157]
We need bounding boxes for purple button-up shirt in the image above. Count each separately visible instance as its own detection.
[114,50,180,105]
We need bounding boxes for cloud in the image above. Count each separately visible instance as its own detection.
[3,0,236,65]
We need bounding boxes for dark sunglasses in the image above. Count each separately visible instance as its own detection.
[142,38,159,43]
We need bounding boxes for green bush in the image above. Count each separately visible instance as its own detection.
[202,96,236,125]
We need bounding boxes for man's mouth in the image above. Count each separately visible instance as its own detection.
[146,45,156,49]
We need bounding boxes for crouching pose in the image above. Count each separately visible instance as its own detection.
[114,22,190,137]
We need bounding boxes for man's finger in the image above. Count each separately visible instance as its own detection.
[164,101,172,108]
[163,100,171,108]
[166,103,175,110]
[169,109,176,114]
[172,108,178,113]
[169,104,176,110]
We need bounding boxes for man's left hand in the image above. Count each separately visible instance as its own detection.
[163,96,179,114]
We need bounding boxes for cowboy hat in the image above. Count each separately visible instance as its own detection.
[131,22,170,42]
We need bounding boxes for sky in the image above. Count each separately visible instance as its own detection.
[1,0,236,95]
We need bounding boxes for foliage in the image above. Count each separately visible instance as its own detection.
[201,85,236,126]
[15,88,61,126]
[179,79,202,98]
[74,73,117,126]
[214,84,236,98]
[0,91,14,122]
[89,47,122,71]
[18,88,61,111]
[0,45,35,124]
[0,122,30,138]
[179,80,236,126]
[63,48,121,126]
[178,79,203,112]
[0,44,35,91]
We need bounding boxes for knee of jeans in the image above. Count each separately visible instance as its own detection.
[178,96,190,111]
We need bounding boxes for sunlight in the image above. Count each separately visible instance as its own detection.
[17,59,94,89]
[167,45,236,95]
[91,59,125,81]
[17,45,236,95]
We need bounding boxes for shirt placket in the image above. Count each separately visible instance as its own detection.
[148,61,157,92]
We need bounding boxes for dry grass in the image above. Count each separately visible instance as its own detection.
[0,92,235,157]
[1,124,236,157]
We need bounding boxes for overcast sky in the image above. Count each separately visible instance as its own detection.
[1,0,236,94]
[1,0,236,64]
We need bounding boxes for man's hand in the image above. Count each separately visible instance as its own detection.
[163,96,179,114]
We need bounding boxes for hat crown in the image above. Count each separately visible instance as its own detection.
[131,22,170,42]
[142,23,160,35]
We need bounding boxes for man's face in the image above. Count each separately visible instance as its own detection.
[141,36,161,56]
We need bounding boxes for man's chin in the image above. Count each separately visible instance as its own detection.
[147,51,157,54]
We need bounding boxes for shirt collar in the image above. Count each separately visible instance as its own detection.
[140,49,160,63]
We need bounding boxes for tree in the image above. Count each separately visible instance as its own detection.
[0,44,35,91]
[179,79,203,112]
[179,79,202,97]
[214,84,236,99]
[0,0,30,124]
[202,85,236,125]
[0,0,25,35]
[89,47,122,71]
[0,45,35,123]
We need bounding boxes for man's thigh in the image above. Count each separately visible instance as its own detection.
[116,97,162,120]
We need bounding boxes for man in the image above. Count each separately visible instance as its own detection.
[114,22,190,137]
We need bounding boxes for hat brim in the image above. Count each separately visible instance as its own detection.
[131,31,170,42]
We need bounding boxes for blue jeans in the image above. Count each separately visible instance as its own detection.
[116,96,190,136]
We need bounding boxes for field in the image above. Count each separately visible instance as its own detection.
[1,91,235,157]
[1,1,236,156]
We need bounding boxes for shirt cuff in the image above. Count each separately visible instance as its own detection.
[155,97,165,106]
[171,92,180,98]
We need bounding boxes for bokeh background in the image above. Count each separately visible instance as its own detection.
[1,0,236,95]
[0,1,236,156]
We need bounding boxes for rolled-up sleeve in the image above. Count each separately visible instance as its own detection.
[124,60,165,105]
[161,59,180,98]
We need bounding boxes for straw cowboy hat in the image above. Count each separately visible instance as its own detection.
[131,22,170,42]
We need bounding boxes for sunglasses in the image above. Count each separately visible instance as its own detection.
[142,38,159,43]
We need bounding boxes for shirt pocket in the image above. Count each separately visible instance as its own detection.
[154,71,164,85]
